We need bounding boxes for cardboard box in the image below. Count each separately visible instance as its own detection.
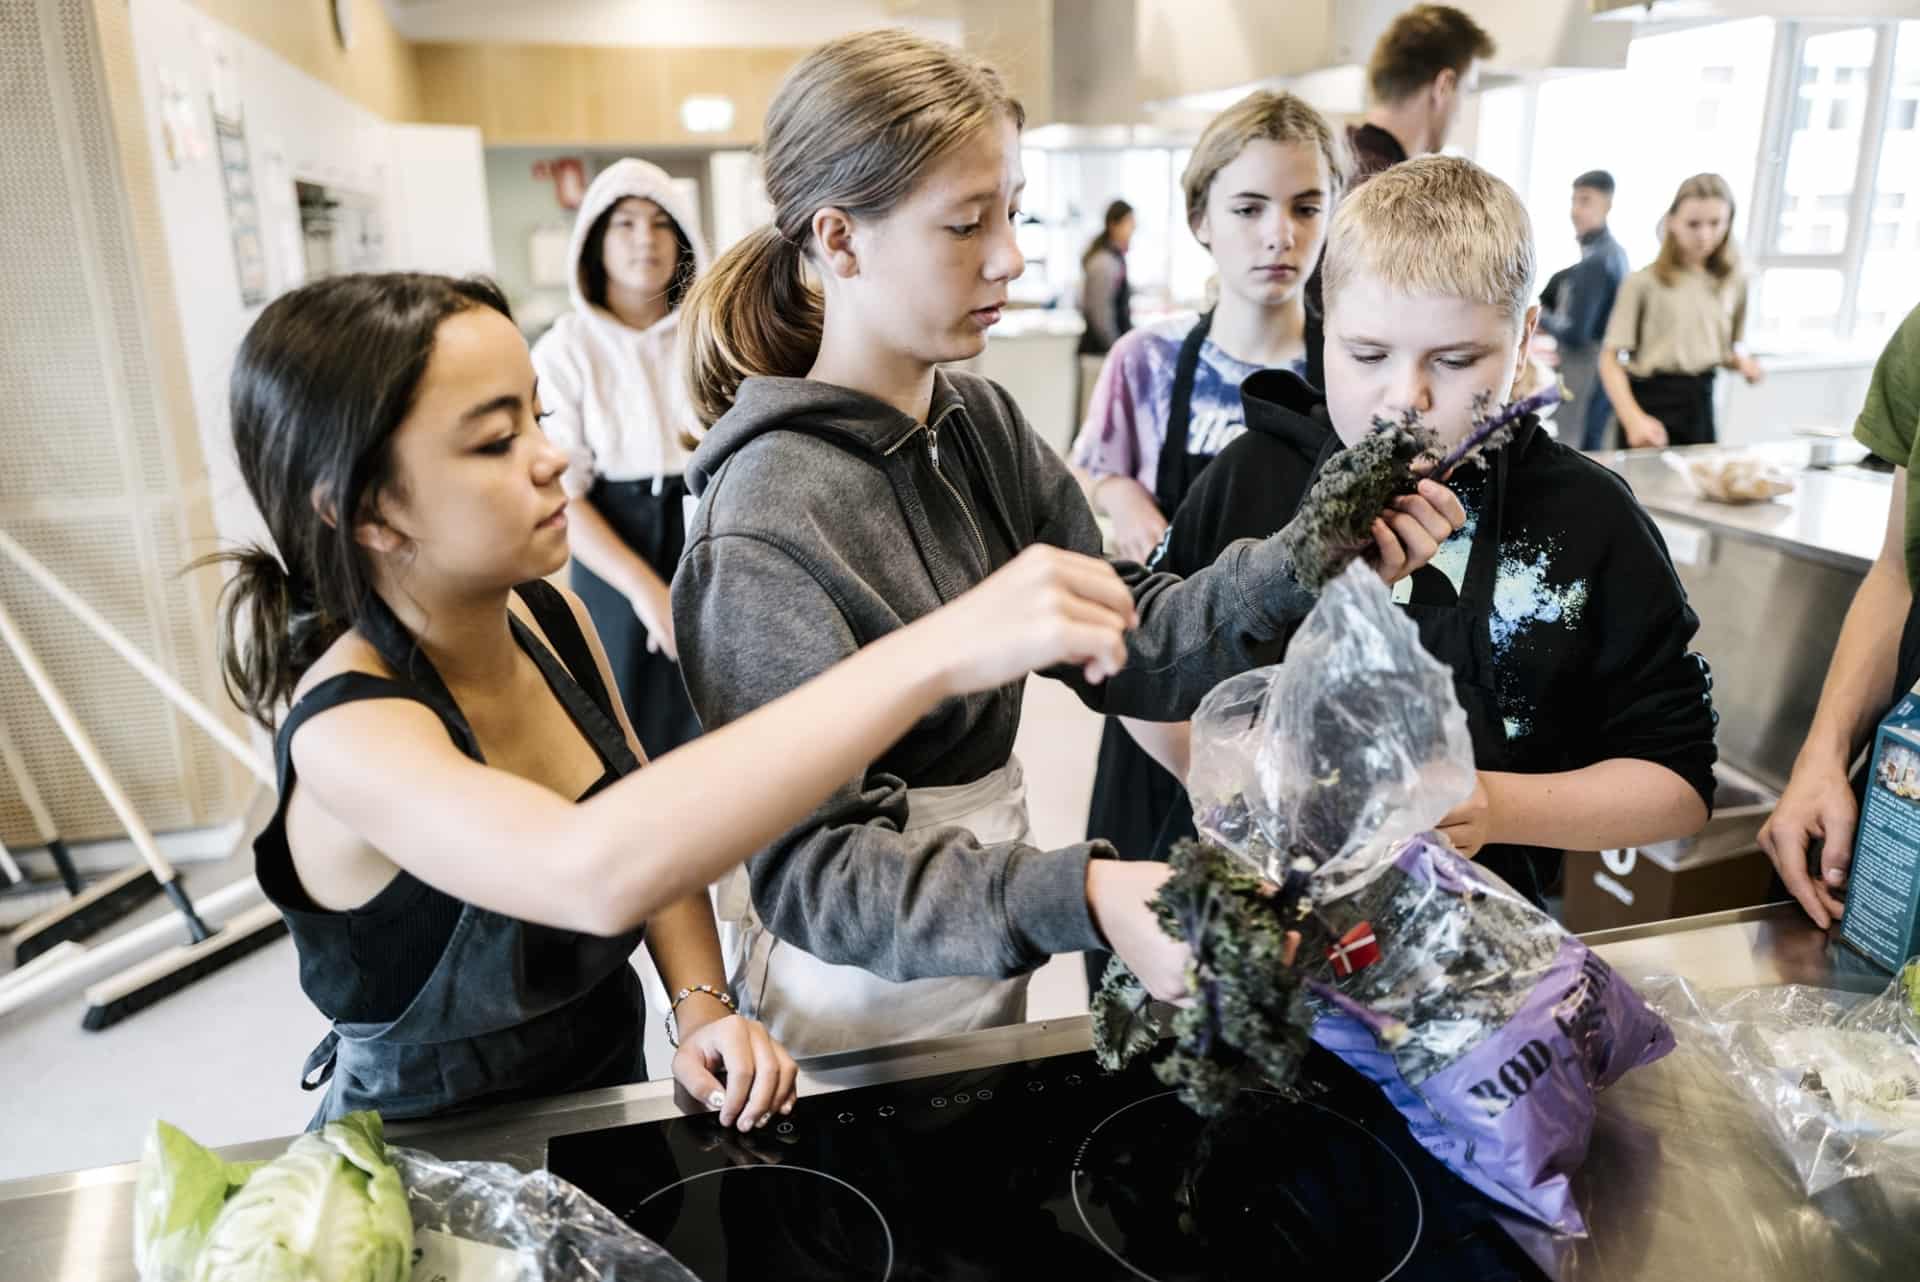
[1839,697,1920,971]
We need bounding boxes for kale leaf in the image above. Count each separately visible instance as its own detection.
[1093,840,1315,1116]
[1280,386,1561,591]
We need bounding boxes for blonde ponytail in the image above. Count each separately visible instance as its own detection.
[682,226,823,428]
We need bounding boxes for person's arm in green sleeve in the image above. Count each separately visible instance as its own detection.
[1757,304,1920,927]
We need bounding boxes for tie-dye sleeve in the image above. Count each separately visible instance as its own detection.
[1069,331,1153,486]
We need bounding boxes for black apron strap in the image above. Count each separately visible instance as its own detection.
[512,580,621,726]
[301,1029,340,1092]
[355,594,486,760]
[1155,310,1215,512]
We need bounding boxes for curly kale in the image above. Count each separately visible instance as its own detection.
[1092,840,1314,1115]
[1279,385,1562,591]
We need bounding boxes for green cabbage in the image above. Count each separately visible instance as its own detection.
[132,1122,261,1282]
[133,1112,411,1282]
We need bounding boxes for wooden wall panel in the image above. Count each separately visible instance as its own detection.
[189,0,422,120]
[414,43,808,147]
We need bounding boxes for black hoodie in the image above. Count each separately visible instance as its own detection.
[1156,369,1719,900]
[672,369,1321,981]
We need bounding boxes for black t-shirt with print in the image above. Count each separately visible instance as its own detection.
[1157,369,1718,891]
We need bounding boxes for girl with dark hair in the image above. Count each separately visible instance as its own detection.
[208,270,1139,1125]
[532,160,707,757]
[1078,198,1135,356]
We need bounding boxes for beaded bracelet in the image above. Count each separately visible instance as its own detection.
[665,984,736,1048]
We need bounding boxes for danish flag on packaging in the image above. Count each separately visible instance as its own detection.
[1326,921,1381,977]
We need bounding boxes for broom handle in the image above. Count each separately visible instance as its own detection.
[0,597,191,913]
[0,715,60,843]
[0,713,86,894]
[0,529,272,786]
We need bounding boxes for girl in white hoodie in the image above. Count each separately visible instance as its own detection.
[532,160,709,757]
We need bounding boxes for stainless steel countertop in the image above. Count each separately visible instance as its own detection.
[6,904,1918,1280]
[1595,440,1891,574]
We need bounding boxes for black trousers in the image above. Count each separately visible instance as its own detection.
[570,476,702,760]
[1629,370,1717,447]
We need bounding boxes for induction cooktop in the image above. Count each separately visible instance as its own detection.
[546,1042,1548,1281]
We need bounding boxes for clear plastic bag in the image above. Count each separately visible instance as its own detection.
[1640,960,1920,1197]
[1183,562,1675,1234]
[1187,560,1477,901]
[392,1147,699,1282]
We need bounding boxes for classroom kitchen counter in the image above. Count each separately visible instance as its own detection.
[1595,438,1888,574]
[1596,439,1892,792]
[3,903,1915,1280]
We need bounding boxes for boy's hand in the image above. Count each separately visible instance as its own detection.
[1437,772,1494,857]
[1734,354,1766,386]
[1369,479,1467,585]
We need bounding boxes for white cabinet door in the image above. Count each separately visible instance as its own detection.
[385,123,495,277]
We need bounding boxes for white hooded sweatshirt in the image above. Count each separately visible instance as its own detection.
[531,160,712,497]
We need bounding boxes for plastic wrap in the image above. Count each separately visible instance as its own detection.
[1640,960,1920,1197]
[1187,560,1477,901]
[393,1147,700,1282]
[1181,562,1675,1235]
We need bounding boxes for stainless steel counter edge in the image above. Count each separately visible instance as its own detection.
[10,901,1920,1282]
[0,902,1849,1197]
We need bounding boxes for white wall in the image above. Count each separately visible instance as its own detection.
[128,0,490,550]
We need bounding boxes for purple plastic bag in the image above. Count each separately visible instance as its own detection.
[1308,836,1674,1235]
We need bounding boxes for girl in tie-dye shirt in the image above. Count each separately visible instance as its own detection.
[1071,91,1343,565]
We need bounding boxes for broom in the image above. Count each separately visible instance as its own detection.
[1,614,164,965]
[0,530,285,1028]
[0,714,85,896]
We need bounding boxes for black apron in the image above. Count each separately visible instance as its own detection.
[1083,314,1222,986]
[571,475,702,760]
[272,583,648,1126]
[1628,371,1717,447]
[1140,450,1557,911]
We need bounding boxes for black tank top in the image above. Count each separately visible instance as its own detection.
[256,581,623,1022]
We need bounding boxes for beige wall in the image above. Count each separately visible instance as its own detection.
[189,0,422,119]
[961,0,1054,123]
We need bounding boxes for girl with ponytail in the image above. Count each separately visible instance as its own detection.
[671,28,1464,1058]
[206,270,1137,1127]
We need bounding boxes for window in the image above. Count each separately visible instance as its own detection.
[1771,27,1875,255]
[1484,15,1914,353]
[1853,21,1920,345]
[1491,19,1775,289]
[1745,19,1920,350]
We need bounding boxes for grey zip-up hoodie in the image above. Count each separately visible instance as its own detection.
[672,369,1316,981]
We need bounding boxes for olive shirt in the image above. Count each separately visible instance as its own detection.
[1853,303,1920,592]
[1602,265,1748,378]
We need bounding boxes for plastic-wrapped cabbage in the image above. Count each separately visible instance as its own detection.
[135,1112,409,1282]
[134,1114,702,1282]
[132,1123,262,1282]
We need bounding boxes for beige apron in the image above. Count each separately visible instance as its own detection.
[716,759,1034,1058]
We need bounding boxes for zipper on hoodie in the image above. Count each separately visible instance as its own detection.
[921,404,990,566]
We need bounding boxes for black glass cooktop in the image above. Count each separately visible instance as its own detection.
[546,1044,1548,1281]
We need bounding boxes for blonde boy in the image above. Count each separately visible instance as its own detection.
[1147,156,1716,905]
